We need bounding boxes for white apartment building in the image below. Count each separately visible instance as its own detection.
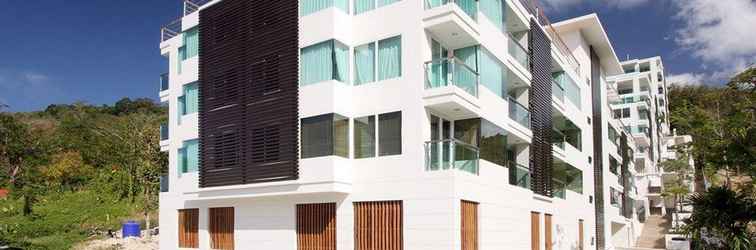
[156,0,682,249]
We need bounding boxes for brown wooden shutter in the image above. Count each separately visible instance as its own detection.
[297,203,337,250]
[354,201,403,250]
[178,209,199,248]
[209,207,235,250]
[531,212,540,250]
[578,219,584,250]
[461,201,478,250]
[545,214,553,250]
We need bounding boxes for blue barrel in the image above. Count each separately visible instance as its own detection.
[122,220,141,238]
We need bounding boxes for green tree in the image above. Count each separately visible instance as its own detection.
[661,147,692,231]
[683,186,756,250]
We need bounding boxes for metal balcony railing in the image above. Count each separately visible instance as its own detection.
[160,73,169,92]
[161,0,212,42]
[425,57,480,97]
[517,0,581,75]
[425,139,480,175]
[508,97,531,128]
[184,0,212,16]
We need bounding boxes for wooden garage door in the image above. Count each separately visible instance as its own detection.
[354,201,403,250]
[531,212,540,250]
[178,209,199,248]
[297,203,337,250]
[578,219,584,250]
[209,207,234,250]
[545,214,553,250]
[461,201,478,250]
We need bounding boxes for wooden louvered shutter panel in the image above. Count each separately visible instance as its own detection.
[354,201,403,250]
[578,219,584,250]
[297,203,337,250]
[209,207,234,250]
[461,201,478,250]
[531,212,540,250]
[545,214,553,250]
[178,209,199,248]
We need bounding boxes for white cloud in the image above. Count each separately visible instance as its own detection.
[667,73,706,86]
[671,0,756,83]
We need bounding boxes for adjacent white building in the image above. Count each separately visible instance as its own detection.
[157,1,693,249]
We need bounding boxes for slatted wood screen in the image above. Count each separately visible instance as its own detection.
[178,209,199,248]
[297,203,337,250]
[545,214,553,250]
[528,18,554,197]
[578,219,584,250]
[354,201,403,250]
[531,212,540,250]
[209,207,235,250]
[461,201,478,250]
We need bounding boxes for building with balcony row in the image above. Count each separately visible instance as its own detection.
[157,0,693,249]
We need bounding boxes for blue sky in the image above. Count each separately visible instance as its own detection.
[1,0,754,112]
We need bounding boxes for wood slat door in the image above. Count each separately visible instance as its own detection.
[531,212,540,250]
[209,207,235,250]
[297,203,337,250]
[354,201,403,250]
[578,219,584,250]
[545,214,553,250]
[178,209,199,248]
[461,201,479,250]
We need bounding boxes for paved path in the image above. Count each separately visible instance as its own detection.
[635,215,670,249]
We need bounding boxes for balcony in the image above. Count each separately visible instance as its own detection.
[552,79,565,104]
[423,0,479,49]
[648,186,662,194]
[160,73,169,92]
[160,0,212,42]
[425,139,480,175]
[508,97,531,129]
[553,178,566,199]
[508,162,531,189]
[160,174,169,193]
[184,0,211,15]
[423,58,481,119]
[508,33,530,70]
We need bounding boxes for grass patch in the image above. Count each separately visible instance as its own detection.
[0,190,146,250]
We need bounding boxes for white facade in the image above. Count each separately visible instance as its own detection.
[157,1,686,249]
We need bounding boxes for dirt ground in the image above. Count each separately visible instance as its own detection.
[76,230,158,250]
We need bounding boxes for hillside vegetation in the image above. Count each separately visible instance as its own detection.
[0,98,166,249]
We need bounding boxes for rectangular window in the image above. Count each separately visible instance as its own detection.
[181,83,199,115]
[179,140,199,173]
[301,113,350,158]
[300,0,348,16]
[183,28,199,59]
[638,108,649,120]
[610,188,622,208]
[353,43,375,85]
[378,36,402,81]
[354,116,376,158]
[609,156,619,175]
[354,0,400,14]
[209,207,234,250]
[461,200,479,250]
[178,209,199,248]
[354,201,403,250]
[297,203,337,250]
[300,40,349,86]
[379,111,402,156]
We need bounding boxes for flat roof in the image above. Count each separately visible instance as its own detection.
[552,14,624,76]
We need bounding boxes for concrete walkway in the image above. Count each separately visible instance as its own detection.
[635,215,671,249]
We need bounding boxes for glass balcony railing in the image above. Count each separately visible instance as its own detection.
[425,0,478,20]
[508,33,530,70]
[425,58,480,97]
[160,123,169,141]
[160,73,169,92]
[508,97,530,128]
[552,80,564,103]
[553,178,566,199]
[553,129,566,150]
[425,139,480,175]
[509,162,531,189]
